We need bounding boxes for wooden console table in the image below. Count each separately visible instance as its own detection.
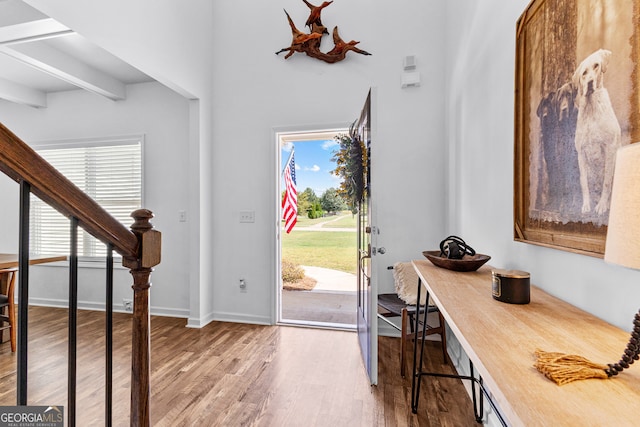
[411,259,640,426]
[0,253,67,269]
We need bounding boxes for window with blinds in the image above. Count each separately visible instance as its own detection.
[30,136,143,258]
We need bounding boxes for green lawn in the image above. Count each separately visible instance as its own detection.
[282,229,357,274]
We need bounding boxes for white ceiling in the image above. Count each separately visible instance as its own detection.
[0,0,154,107]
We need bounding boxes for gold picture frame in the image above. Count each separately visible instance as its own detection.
[514,0,640,256]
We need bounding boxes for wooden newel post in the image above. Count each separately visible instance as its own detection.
[123,209,161,427]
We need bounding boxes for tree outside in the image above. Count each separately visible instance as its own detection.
[320,188,348,214]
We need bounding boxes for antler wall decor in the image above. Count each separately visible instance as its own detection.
[275,0,371,64]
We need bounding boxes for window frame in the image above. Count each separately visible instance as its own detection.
[29,134,145,262]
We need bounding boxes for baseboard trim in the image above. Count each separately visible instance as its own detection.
[211,311,272,326]
[27,298,189,318]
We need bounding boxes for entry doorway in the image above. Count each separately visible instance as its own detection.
[276,128,357,329]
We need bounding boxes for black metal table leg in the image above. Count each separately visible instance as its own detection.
[470,361,483,423]
[409,273,508,426]
[410,278,428,412]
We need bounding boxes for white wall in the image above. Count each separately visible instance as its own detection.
[209,0,447,323]
[2,1,447,325]
[0,82,191,316]
[21,0,216,326]
[22,0,212,99]
[445,0,640,331]
[444,3,640,423]
[3,0,633,333]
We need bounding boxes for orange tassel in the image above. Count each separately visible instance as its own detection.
[534,349,609,385]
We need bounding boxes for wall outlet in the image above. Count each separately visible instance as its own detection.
[123,298,133,312]
[239,279,247,292]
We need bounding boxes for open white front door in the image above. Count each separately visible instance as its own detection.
[356,89,378,385]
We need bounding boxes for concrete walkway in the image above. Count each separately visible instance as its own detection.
[281,290,356,325]
[291,214,357,233]
[283,266,357,325]
[302,265,356,292]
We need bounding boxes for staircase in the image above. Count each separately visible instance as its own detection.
[0,122,160,427]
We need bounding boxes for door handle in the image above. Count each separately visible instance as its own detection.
[359,245,371,281]
[360,248,371,267]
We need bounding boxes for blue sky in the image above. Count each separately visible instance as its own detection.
[281,139,341,197]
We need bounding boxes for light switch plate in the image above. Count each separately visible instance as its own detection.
[239,210,255,223]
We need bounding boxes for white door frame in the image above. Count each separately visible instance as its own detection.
[271,123,350,325]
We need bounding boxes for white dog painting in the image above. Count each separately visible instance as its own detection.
[572,49,622,217]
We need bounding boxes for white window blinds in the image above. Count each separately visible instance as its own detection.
[30,136,143,257]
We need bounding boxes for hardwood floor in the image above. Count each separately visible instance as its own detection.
[0,306,477,426]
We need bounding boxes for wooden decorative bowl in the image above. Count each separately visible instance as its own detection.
[422,250,491,272]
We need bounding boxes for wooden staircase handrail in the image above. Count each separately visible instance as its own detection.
[0,122,138,259]
[0,121,160,426]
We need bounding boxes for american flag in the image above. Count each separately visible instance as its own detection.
[282,149,297,233]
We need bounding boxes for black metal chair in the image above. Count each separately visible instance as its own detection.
[377,263,447,377]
